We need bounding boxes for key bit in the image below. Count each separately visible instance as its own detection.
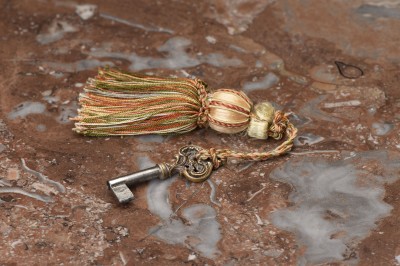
[107,145,214,204]
[107,164,171,203]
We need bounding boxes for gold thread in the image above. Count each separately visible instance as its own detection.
[247,101,275,139]
[207,89,253,134]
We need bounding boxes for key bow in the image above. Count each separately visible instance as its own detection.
[174,145,213,183]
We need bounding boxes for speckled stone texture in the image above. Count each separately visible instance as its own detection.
[0,0,400,265]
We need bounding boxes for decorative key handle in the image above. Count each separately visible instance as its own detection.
[173,145,214,182]
[73,69,298,204]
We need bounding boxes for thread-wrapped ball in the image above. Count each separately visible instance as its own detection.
[207,89,253,134]
[247,101,275,139]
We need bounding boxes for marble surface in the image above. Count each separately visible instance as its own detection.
[0,0,399,265]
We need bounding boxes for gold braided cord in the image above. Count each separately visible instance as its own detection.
[198,111,297,168]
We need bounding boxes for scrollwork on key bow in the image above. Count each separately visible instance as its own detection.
[174,145,213,183]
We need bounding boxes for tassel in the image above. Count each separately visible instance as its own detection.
[73,68,298,167]
[73,69,208,136]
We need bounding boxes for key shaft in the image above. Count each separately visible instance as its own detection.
[107,165,164,204]
[107,166,161,188]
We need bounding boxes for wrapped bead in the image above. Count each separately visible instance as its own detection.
[207,89,252,134]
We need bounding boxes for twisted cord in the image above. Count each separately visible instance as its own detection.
[195,78,209,128]
[198,111,297,168]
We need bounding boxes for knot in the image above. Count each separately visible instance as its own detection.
[247,101,275,139]
[208,148,223,169]
[198,147,224,169]
[197,105,209,128]
[195,78,209,128]
[268,111,288,140]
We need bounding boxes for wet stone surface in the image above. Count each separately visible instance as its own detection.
[0,0,400,265]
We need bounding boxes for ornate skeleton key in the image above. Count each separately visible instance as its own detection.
[107,145,213,203]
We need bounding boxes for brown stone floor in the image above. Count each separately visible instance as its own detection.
[0,0,399,265]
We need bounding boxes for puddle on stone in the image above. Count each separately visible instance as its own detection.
[135,135,165,144]
[21,159,65,193]
[57,101,78,124]
[0,144,6,153]
[136,156,155,170]
[89,37,242,71]
[134,136,166,152]
[0,178,12,187]
[356,4,400,19]
[208,0,274,34]
[0,187,53,203]
[8,100,77,125]
[44,59,115,73]
[206,35,217,44]
[36,124,47,132]
[200,53,243,68]
[207,179,221,207]
[8,102,46,120]
[242,73,279,93]
[364,0,400,9]
[43,95,60,104]
[300,95,341,123]
[294,133,324,146]
[49,70,65,78]
[270,151,400,265]
[309,64,342,84]
[76,4,97,20]
[99,13,174,34]
[396,255,400,265]
[261,51,308,85]
[31,182,59,196]
[323,100,361,108]
[372,122,393,136]
[36,20,78,45]
[0,158,66,203]
[289,113,311,128]
[147,178,221,258]
[229,44,247,53]
[147,178,175,219]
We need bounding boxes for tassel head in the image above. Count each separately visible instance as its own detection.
[207,89,252,134]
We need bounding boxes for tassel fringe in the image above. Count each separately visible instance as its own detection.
[73,69,208,136]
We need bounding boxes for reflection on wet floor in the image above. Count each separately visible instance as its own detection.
[138,153,221,258]
[242,72,279,93]
[294,132,324,146]
[89,37,242,71]
[0,158,65,203]
[147,178,221,259]
[270,151,400,265]
[8,102,46,120]
[36,20,78,45]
